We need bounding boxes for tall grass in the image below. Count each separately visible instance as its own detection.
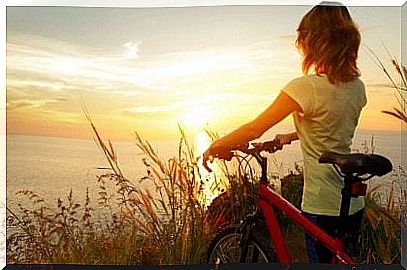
[88,111,220,264]
[365,46,407,122]
[6,115,222,264]
[6,188,134,264]
[358,49,406,263]
[126,130,211,264]
[359,184,401,264]
[353,131,402,263]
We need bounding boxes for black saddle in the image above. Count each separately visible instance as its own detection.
[319,152,393,177]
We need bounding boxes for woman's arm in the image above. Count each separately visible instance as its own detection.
[203,91,301,170]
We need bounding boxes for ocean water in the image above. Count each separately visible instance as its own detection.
[6,130,405,215]
[6,135,179,212]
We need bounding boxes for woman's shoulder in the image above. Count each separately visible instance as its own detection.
[288,74,326,84]
[285,75,365,92]
[286,75,315,87]
[352,77,365,88]
[300,74,365,88]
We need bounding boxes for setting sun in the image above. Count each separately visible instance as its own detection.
[196,130,212,155]
[180,106,213,129]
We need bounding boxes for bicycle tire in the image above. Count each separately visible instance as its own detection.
[206,224,275,264]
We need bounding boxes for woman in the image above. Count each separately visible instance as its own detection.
[203,2,366,263]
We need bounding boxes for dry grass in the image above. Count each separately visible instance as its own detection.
[359,183,401,264]
[6,113,219,264]
[365,46,407,122]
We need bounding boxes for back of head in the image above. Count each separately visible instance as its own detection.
[296,2,361,84]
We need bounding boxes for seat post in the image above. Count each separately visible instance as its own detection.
[340,175,353,218]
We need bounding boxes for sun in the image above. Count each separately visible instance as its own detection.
[196,131,211,156]
[181,107,212,129]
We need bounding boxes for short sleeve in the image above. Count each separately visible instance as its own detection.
[281,77,314,116]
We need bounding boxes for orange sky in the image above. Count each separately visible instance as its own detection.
[5,5,406,142]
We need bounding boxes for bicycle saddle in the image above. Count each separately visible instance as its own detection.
[319,152,392,176]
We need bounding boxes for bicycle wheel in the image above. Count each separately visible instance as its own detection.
[207,224,275,263]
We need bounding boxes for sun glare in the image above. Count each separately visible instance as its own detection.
[181,107,213,129]
[50,58,82,75]
[196,131,211,156]
[195,130,228,208]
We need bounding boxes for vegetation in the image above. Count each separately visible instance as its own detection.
[7,121,214,264]
[6,117,403,264]
[359,184,401,264]
[356,50,407,263]
[365,47,407,122]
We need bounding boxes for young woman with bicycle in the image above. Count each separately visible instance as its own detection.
[203,2,367,263]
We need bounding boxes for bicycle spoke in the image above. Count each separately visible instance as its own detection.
[251,245,260,262]
[207,225,274,264]
[214,236,240,262]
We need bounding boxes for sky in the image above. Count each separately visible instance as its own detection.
[5,3,407,141]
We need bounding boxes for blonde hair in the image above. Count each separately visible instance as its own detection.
[296,2,361,84]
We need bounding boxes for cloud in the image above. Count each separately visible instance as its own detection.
[118,97,207,116]
[7,34,149,95]
[6,32,297,122]
[6,98,66,110]
[123,41,142,59]
[6,100,40,110]
[7,76,80,92]
[8,33,294,90]
[117,93,264,117]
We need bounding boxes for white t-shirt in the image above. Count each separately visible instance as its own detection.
[282,74,367,216]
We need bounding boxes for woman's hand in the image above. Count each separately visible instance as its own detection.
[202,139,234,172]
[202,148,216,173]
[274,132,298,145]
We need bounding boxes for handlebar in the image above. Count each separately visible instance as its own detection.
[243,140,284,155]
[208,139,284,161]
[203,139,284,175]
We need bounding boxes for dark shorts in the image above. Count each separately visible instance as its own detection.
[303,209,364,263]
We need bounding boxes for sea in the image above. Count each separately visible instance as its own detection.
[5,130,406,219]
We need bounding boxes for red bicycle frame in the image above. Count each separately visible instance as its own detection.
[210,140,391,264]
[257,182,355,264]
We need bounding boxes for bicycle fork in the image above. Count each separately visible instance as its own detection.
[238,212,261,263]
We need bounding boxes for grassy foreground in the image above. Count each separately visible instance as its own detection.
[6,126,403,264]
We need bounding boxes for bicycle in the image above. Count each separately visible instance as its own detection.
[205,139,393,264]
